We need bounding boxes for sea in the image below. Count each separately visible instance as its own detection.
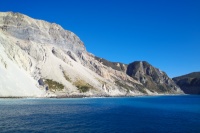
[0,95,200,133]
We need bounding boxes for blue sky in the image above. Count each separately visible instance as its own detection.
[0,0,199,77]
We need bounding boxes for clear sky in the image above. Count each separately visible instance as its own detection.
[0,0,199,78]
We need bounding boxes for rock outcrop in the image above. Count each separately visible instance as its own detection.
[0,12,183,97]
[127,61,181,93]
[173,72,200,94]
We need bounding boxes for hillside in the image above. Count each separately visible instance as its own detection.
[173,72,200,94]
[0,12,183,97]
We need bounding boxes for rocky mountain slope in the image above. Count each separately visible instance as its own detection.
[173,72,200,94]
[127,61,180,93]
[0,12,183,97]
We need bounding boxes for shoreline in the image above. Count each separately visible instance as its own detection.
[0,94,189,99]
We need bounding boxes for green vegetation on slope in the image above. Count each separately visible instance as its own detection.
[44,79,64,91]
[73,80,93,93]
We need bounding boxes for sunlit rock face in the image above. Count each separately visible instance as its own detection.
[0,12,183,97]
[0,12,85,55]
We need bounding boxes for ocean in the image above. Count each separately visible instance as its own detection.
[0,95,200,133]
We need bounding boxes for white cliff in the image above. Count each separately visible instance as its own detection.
[0,12,183,97]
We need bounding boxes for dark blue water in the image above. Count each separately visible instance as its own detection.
[0,95,200,133]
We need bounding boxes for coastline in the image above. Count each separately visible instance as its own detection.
[0,93,188,99]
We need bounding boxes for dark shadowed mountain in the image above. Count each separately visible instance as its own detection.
[173,72,200,94]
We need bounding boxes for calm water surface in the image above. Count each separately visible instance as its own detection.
[0,95,200,133]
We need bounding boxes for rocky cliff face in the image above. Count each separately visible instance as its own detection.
[0,12,85,55]
[0,12,183,97]
[173,72,200,94]
[126,61,181,93]
[94,56,127,72]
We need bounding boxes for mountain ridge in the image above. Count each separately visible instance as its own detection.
[0,12,183,97]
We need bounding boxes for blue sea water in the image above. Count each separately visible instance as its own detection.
[0,95,200,133]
